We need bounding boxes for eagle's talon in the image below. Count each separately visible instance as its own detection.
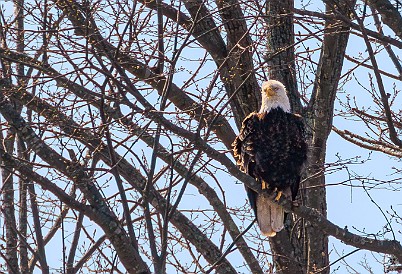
[274,191,282,201]
[262,180,267,190]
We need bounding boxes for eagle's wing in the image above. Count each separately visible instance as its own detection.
[286,112,307,200]
[232,113,259,215]
[232,112,259,175]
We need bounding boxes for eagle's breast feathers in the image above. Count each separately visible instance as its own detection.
[233,108,306,193]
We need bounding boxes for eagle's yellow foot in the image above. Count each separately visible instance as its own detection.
[261,180,267,190]
[274,190,283,201]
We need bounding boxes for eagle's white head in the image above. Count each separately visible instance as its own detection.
[259,80,291,113]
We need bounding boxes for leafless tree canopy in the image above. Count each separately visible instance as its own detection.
[0,0,401,273]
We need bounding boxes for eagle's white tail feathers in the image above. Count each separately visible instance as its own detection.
[256,192,284,237]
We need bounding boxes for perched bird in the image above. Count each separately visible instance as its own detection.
[232,80,307,237]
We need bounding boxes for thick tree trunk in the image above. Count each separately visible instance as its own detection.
[265,0,302,113]
[264,1,356,273]
[304,2,356,273]
[265,1,305,273]
[215,0,261,125]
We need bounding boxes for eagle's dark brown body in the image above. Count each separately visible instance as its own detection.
[233,107,307,235]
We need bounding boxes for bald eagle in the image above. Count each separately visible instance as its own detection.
[232,80,307,237]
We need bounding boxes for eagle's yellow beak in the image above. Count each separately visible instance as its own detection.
[265,87,276,97]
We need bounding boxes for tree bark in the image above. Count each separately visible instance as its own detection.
[264,0,357,273]
[265,0,301,113]
[368,0,402,40]
[303,1,356,273]
[1,128,20,274]
[215,0,260,124]
[265,1,305,273]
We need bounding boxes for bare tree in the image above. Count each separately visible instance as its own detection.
[0,0,401,273]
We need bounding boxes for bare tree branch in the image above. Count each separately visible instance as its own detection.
[294,8,402,49]
[370,6,402,79]
[72,235,107,273]
[0,91,151,274]
[13,81,262,272]
[349,2,402,148]
[272,192,402,263]
[27,181,50,274]
[0,47,258,193]
[368,0,402,39]
[333,126,402,157]
[0,129,20,273]
[51,0,237,148]
[0,82,239,273]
